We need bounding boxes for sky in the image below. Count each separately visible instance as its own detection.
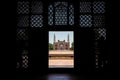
[49,31,73,47]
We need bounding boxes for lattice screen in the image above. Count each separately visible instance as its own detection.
[31,15,43,27]
[80,2,91,13]
[93,15,105,27]
[79,15,92,27]
[16,1,43,69]
[79,1,106,69]
[16,29,29,40]
[22,50,28,68]
[17,15,29,27]
[17,1,29,14]
[31,1,43,14]
[16,49,29,69]
[94,28,106,40]
[69,5,74,25]
[48,5,54,25]
[31,1,43,27]
[93,1,105,14]
[48,2,74,26]
[92,1,106,69]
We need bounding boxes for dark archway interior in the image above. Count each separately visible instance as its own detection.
[16,0,112,80]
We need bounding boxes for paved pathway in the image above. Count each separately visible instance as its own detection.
[49,59,74,68]
[49,50,73,55]
[49,50,74,68]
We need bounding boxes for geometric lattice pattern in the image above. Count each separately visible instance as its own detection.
[16,29,28,40]
[31,1,43,14]
[93,15,105,27]
[54,2,68,7]
[94,28,106,40]
[94,41,100,69]
[31,15,43,27]
[80,2,91,13]
[17,1,29,14]
[48,2,75,26]
[55,2,68,25]
[69,5,74,25]
[79,15,92,27]
[22,50,28,68]
[48,5,53,25]
[17,16,29,27]
[93,1,105,14]
[95,54,99,66]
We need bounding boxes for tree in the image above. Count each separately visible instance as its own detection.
[71,42,74,50]
[49,43,53,50]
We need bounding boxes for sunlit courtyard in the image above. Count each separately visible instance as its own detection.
[49,50,74,68]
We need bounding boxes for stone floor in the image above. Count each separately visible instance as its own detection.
[49,59,74,68]
[49,50,73,55]
[16,73,112,80]
[49,50,74,68]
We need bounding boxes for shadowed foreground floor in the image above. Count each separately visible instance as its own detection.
[16,73,112,80]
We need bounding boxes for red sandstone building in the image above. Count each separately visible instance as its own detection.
[53,34,70,50]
